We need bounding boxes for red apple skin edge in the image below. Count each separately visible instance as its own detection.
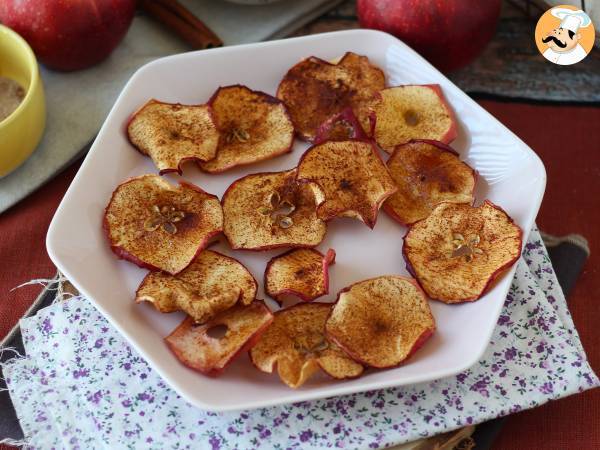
[220,171,327,252]
[103,223,222,276]
[264,248,336,303]
[166,301,274,377]
[125,100,220,177]
[0,0,136,71]
[275,54,346,143]
[296,140,398,229]
[275,52,384,143]
[427,84,458,144]
[382,139,477,227]
[402,200,524,303]
[134,250,258,305]
[326,326,434,370]
[249,302,359,378]
[102,178,223,275]
[356,0,502,72]
[325,277,436,369]
[200,85,295,174]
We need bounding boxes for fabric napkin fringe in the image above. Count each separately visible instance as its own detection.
[1,274,72,353]
[1,274,70,370]
[0,436,29,447]
[0,349,28,447]
[1,347,25,385]
[0,274,74,449]
[10,273,74,301]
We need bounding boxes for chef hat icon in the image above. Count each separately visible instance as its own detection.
[551,8,592,33]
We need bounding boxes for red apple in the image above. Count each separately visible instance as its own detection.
[356,0,502,72]
[0,0,136,71]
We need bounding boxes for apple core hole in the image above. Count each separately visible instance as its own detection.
[403,110,420,126]
[207,324,228,339]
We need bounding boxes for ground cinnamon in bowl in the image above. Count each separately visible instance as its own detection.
[0,76,25,122]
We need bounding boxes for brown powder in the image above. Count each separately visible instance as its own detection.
[0,76,25,122]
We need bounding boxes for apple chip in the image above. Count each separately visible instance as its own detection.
[199,85,294,173]
[127,100,219,174]
[265,248,336,302]
[384,140,476,225]
[165,301,273,376]
[326,276,435,368]
[372,85,457,153]
[314,108,368,144]
[403,201,523,303]
[103,174,223,275]
[135,250,257,323]
[277,52,384,141]
[250,303,363,388]
[222,169,327,250]
[296,140,397,228]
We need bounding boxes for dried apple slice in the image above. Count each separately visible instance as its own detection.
[336,52,384,136]
[265,248,336,302]
[403,201,523,303]
[384,140,476,226]
[103,174,223,275]
[250,303,363,388]
[127,99,219,174]
[325,276,435,368]
[199,85,294,173]
[277,52,384,141]
[314,108,368,144]
[165,301,273,376]
[135,250,257,323]
[222,169,327,250]
[372,85,457,153]
[296,140,397,228]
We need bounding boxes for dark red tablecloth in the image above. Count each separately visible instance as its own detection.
[1,100,598,449]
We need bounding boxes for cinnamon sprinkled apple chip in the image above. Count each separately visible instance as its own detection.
[403,201,522,303]
[222,169,327,250]
[277,52,384,141]
[165,301,273,376]
[296,140,397,228]
[103,174,223,275]
[250,303,363,388]
[136,250,257,323]
[265,248,336,302]
[325,276,435,368]
[199,85,294,173]
[372,85,457,153]
[127,100,219,174]
[384,140,476,225]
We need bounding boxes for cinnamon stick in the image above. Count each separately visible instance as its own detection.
[140,0,223,50]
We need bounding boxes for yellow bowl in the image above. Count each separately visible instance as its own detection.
[0,25,45,177]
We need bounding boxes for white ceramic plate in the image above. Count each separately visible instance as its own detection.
[47,30,546,411]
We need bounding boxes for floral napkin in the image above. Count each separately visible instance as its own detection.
[3,229,598,449]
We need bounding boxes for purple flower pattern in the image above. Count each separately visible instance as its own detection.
[3,229,598,449]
